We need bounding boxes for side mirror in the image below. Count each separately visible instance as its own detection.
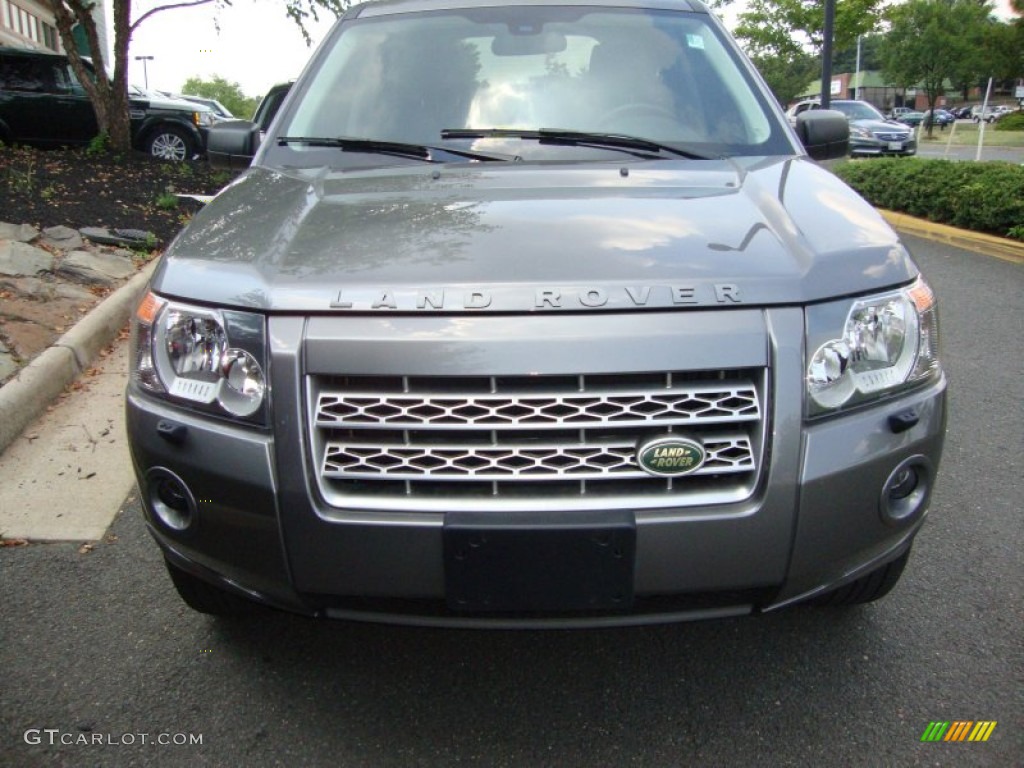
[206,120,261,170]
[795,110,849,161]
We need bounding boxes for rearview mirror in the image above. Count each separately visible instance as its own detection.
[795,110,849,161]
[492,30,567,56]
[206,120,261,170]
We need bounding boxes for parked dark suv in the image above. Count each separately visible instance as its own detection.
[0,46,214,160]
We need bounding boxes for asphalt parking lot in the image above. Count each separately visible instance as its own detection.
[0,234,1021,767]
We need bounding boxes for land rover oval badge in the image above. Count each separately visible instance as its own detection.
[637,436,706,477]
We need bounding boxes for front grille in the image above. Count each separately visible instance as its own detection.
[874,132,910,142]
[310,370,766,511]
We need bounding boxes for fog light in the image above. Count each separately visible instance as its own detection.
[887,467,918,500]
[146,467,197,533]
[879,456,932,526]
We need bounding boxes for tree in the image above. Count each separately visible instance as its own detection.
[44,0,347,154]
[181,74,260,119]
[984,13,1024,85]
[832,33,884,75]
[732,0,885,61]
[751,51,819,106]
[881,0,996,138]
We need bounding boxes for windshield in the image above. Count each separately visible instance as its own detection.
[832,101,886,121]
[274,6,789,166]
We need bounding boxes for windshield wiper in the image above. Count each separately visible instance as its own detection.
[440,128,712,160]
[277,136,513,163]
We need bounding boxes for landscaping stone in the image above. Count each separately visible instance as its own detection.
[40,225,85,251]
[0,339,18,383]
[0,276,96,302]
[1,294,92,328]
[0,320,53,360]
[0,241,55,277]
[58,250,136,285]
[0,222,40,243]
[80,227,156,248]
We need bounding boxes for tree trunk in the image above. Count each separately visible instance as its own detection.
[46,0,135,153]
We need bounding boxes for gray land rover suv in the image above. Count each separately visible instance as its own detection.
[126,0,946,626]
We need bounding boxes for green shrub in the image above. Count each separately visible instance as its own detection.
[155,191,179,210]
[994,111,1024,131]
[833,158,1024,242]
[86,132,109,156]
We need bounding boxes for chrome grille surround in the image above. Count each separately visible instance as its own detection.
[873,132,910,142]
[309,370,767,512]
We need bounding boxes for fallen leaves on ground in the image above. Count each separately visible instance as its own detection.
[0,145,241,245]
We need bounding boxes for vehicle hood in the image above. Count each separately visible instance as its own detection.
[153,158,917,313]
[130,94,209,113]
[851,118,911,134]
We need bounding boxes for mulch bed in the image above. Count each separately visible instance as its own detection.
[0,145,240,246]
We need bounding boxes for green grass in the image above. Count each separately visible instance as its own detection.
[154,191,179,210]
[915,123,1024,147]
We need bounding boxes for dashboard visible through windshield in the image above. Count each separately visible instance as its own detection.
[269,5,791,167]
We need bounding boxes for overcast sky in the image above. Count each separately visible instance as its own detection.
[124,0,1019,111]
[126,0,336,103]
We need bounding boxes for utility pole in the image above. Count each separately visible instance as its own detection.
[854,35,862,101]
[820,0,836,108]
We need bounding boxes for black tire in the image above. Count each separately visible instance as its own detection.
[165,561,257,616]
[146,125,193,162]
[810,549,911,607]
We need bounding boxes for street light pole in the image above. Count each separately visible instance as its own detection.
[134,55,154,90]
[820,0,836,108]
[854,35,862,101]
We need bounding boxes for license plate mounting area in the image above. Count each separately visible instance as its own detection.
[443,511,636,613]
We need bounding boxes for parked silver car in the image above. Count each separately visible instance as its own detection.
[971,104,1012,123]
[127,0,945,626]
[787,99,916,156]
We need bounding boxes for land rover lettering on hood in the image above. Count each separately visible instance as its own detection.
[126,0,946,626]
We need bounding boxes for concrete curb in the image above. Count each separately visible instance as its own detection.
[0,261,157,456]
[879,209,1024,265]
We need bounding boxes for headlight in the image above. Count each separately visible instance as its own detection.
[131,293,268,422]
[194,111,216,127]
[850,126,871,139]
[806,277,940,417]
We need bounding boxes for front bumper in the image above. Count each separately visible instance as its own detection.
[850,136,917,156]
[127,308,946,626]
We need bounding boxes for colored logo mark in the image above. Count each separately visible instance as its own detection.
[636,436,705,477]
[920,721,997,742]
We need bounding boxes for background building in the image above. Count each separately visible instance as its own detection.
[1,0,109,60]
[1,0,62,52]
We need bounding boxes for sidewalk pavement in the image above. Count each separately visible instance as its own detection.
[0,261,156,455]
[0,213,1021,542]
[0,262,155,542]
[0,334,136,540]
